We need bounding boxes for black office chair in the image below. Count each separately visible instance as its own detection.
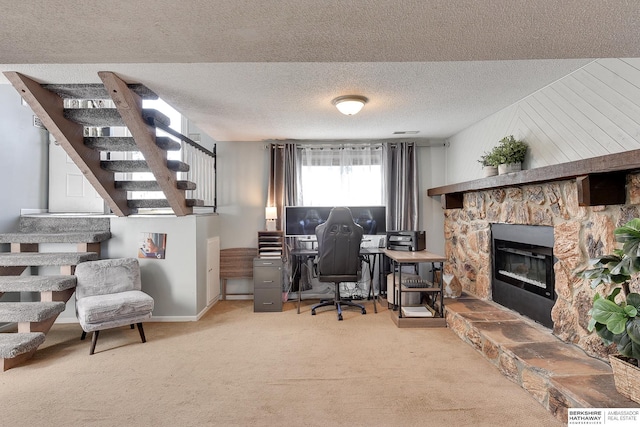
[311,207,366,320]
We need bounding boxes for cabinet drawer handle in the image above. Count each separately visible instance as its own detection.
[262,302,274,305]
[262,280,274,283]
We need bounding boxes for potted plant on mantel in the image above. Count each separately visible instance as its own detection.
[578,218,640,404]
[477,151,500,177]
[493,135,528,175]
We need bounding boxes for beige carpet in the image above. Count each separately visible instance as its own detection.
[1,300,562,427]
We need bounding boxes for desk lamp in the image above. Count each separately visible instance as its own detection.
[265,206,278,231]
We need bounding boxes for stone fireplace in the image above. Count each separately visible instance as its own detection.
[442,175,640,360]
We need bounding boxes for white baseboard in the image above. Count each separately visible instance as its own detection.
[53,304,221,325]
[20,208,48,215]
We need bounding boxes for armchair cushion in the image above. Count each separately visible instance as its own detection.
[75,258,141,299]
[77,290,154,326]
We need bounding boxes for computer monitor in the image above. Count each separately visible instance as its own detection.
[284,206,386,237]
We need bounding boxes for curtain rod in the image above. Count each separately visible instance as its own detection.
[266,140,446,149]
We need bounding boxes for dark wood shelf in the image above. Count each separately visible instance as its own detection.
[427,149,640,209]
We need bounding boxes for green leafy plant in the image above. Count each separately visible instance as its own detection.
[578,218,640,366]
[477,151,500,167]
[492,135,528,165]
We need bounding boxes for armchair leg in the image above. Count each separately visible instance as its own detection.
[89,331,100,355]
[81,331,87,341]
[136,323,147,343]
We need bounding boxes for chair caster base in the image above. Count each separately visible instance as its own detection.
[338,314,343,321]
[362,309,366,315]
[311,310,316,315]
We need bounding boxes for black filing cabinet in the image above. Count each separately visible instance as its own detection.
[253,258,283,312]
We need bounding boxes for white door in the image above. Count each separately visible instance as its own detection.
[48,133,104,213]
[207,237,221,305]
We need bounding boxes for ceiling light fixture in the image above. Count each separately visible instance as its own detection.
[332,95,368,115]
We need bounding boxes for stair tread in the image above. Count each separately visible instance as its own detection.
[42,83,158,100]
[115,180,196,191]
[129,199,204,209]
[84,136,181,151]
[0,302,66,322]
[0,333,46,359]
[64,108,170,127]
[19,216,110,234]
[0,252,99,267]
[101,160,190,173]
[0,275,76,292]
[0,231,111,244]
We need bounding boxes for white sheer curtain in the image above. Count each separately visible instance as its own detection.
[298,144,383,206]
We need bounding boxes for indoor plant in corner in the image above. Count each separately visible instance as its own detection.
[493,135,528,175]
[578,218,640,403]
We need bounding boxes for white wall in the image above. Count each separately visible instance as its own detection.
[445,58,640,184]
[0,85,48,234]
[418,143,447,255]
[105,214,219,319]
[214,141,268,296]
[52,214,220,321]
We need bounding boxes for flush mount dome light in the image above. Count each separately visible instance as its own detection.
[332,95,368,115]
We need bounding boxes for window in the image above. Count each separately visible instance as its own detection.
[298,144,383,206]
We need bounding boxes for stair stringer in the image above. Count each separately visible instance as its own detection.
[99,71,193,216]
[2,71,131,217]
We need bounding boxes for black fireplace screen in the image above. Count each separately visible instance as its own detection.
[494,239,554,300]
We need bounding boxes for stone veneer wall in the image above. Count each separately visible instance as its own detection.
[442,174,640,360]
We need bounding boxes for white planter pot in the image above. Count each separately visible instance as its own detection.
[498,162,522,175]
[482,166,498,177]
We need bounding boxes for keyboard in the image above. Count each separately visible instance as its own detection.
[402,279,430,288]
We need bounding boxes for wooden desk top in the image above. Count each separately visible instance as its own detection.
[383,249,446,263]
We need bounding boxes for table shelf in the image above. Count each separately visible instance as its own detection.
[383,248,446,328]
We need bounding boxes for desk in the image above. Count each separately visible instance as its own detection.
[290,247,384,314]
[383,249,446,328]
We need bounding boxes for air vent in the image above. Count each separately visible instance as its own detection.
[33,116,46,129]
[393,131,419,135]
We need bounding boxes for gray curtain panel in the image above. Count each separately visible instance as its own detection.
[267,143,299,230]
[383,142,418,231]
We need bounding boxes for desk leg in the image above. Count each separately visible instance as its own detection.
[366,254,378,314]
[397,262,403,318]
[438,262,444,318]
[295,255,301,314]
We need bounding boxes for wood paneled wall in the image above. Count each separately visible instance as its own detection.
[446,58,640,184]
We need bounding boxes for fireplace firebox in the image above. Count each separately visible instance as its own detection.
[491,223,556,328]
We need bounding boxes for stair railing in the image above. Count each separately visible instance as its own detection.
[181,142,217,207]
[148,118,217,210]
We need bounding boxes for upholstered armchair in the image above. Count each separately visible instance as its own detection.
[74,258,154,354]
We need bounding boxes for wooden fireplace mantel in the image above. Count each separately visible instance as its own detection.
[426,148,640,209]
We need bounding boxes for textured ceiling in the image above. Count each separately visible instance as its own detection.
[1,1,639,142]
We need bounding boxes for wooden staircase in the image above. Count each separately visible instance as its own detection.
[2,71,204,216]
[0,216,110,371]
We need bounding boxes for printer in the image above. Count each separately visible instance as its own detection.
[386,230,426,251]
